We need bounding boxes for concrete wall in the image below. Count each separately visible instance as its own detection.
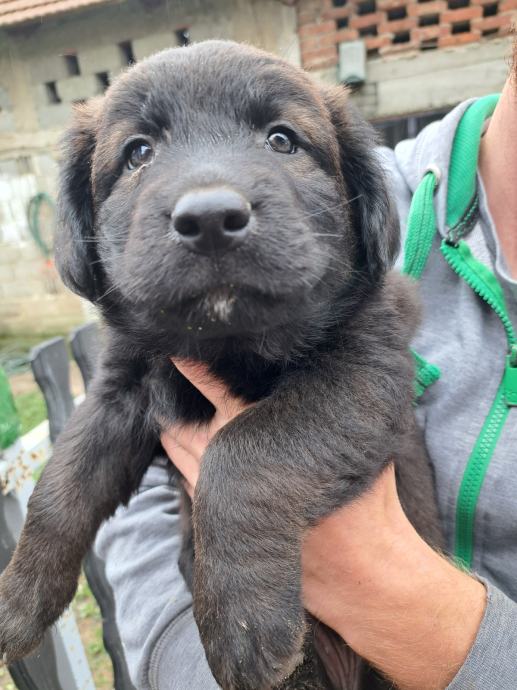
[0,0,299,336]
[0,242,88,335]
[312,35,512,119]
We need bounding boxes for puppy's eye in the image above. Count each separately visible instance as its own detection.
[266,128,297,154]
[126,141,154,170]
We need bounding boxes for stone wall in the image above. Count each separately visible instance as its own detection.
[0,0,299,336]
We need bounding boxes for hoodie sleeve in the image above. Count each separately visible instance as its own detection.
[446,579,517,690]
[94,458,220,690]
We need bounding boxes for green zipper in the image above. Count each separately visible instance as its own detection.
[402,94,517,570]
[441,240,517,345]
[441,239,517,568]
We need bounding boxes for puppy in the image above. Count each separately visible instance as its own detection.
[0,41,443,690]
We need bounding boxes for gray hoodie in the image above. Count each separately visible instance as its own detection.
[95,98,517,690]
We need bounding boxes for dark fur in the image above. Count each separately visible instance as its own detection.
[0,42,443,689]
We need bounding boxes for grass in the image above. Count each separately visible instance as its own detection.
[13,390,47,435]
[72,576,114,689]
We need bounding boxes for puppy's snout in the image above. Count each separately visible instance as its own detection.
[172,188,251,254]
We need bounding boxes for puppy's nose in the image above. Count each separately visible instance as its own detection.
[172,188,251,254]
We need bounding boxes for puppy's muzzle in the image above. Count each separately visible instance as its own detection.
[172,187,251,255]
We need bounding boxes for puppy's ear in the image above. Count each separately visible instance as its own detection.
[323,86,399,282]
[56,97,105,303]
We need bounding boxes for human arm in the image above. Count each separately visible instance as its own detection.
[166,360,517,690]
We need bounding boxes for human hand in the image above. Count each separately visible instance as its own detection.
[161,359,248,497]
[302,464,486,690]
[163,360,486,690]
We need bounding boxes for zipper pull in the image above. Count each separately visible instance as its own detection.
[504,345,517,406]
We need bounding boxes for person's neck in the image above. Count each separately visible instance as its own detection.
[478,77,517,278]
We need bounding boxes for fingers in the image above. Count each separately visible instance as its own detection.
[172,358,247,421]
[163,422,212,460]
[161,417,221,495]
[161,430,199,496]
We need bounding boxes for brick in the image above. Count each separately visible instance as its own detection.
[365,35,392,50]
[500,0,517,10]
[302,46,339,62]
[299,20,336,37]
[407,0,446,16]
[298,11,321,26]
[132,33,177,61]
[321,6,352,19]
[333,27,360,42]
[472,13,515,31]
[380,40,419,54]
[320,29,352,48]
[441,6,483,23]
[350,11,386,29]
[304,57,339,70]
[300,35,322,51]
[378,0,408,9]
[378,16,416,33]
[301,31,343,51]
[303,46,339,69]
[439,29,482,45]
[412,24,450,40]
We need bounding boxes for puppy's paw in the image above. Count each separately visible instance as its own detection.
[0,574,46,662]
[195,577,306,690]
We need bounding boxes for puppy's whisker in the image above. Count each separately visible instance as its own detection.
[298,194,364,221]
[311,233,342,238]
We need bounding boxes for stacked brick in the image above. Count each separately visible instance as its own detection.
[297,0,517,69]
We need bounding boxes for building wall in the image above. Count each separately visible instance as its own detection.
[296,0,515,120]
[314,36,511,118]
[0,0,299,336]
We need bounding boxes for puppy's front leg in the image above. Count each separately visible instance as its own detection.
[0,357,157,662]
[193,327,415,690]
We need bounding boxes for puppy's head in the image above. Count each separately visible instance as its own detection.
[57,41,398,356]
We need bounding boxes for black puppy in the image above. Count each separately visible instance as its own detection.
[0,41,442,689]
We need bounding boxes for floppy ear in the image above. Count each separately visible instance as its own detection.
[323,86,400,283]
[56,97,105,303]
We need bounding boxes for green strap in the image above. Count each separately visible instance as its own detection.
[403,170,439,280]
[447,94,500,232]
[402,169,442,399]
[406,93,517,569]
[412,351,440,402]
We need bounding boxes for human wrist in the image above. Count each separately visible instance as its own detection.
[332,518,486,690]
